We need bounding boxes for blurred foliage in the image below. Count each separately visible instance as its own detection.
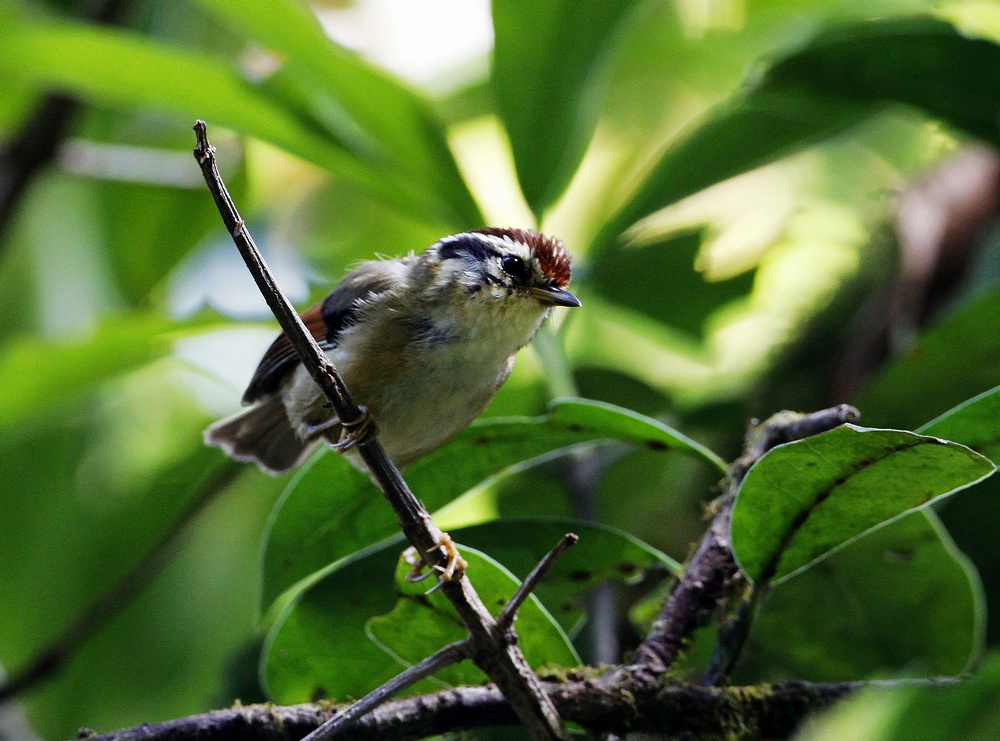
[3,0,1000,739]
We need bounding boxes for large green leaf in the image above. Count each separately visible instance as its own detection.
[918,386,1000,465]
[261,398,722,608]
[858,289,1000,431]
[0,363,281,739]
[594,17,1000,254]
[743,511,982,682]
[448,518,678,633]
[367,547,579,688]
[492,0,649,215]
[763,17,1000,145]
[262,541,579,704]
[0,21,439,221]
[731,424,994,585]
[190,0,481,228]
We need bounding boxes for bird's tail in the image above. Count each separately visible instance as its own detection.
[204,398,313,475]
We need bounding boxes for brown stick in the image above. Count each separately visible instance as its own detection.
[192,121,568,741]
[77,677,861,741]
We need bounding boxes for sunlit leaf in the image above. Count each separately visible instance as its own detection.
[261,398,722,609]
[191,0,482,228]
[589,229,755,340]
[0,21,441,221]
[492,0,649,215]
[591,88,869,254]
[731,424,995,584]
[594,17,1000,253]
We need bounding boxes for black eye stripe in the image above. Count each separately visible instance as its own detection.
[439,235,501,262]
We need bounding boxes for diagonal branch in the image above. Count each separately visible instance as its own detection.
[497,533,578,630]
[303,641,470,741]
[192,121,568,741]
[621,404,861,685]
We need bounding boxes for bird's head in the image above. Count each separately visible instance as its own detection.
[428,227,581,309]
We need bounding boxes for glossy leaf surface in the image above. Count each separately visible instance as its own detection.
[731,425,994,584]
[263,542,578,703]
[261,398,721,607]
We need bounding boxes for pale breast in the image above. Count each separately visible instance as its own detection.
[283,287,550,468]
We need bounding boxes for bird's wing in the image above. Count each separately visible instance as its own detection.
[241,303,329,404]
[241,262,403,404]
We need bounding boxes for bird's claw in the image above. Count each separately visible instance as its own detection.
[332,407,376,453]
[403,535,467,592]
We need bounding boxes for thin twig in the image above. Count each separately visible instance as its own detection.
[192,121,568,741]
[303,641,469,741]
[0,462,241,704]
[497,534,578,630]
[620,405,861,686]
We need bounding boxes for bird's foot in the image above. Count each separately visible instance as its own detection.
[403,534,467,590]
[332,407,376,453]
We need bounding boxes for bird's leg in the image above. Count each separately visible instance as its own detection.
[404,533,468,589]
[303,415,341,440]
[303,407,376,453]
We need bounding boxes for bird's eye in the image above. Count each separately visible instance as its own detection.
[500,254,531,285]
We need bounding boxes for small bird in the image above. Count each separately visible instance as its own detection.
[204,227,580,474]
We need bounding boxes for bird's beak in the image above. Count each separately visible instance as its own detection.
[530,285,582,308]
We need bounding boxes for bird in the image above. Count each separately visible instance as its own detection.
[204,227,580,475]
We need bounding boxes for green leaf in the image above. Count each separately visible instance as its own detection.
[261,398,722,608]
[763,17,1000,146]
[0,315,186,432]
[260,539,408,704]
[797,651,1000,741]
[731,424,995,585]
[449,518,679,633]
[0,21,438,221]
[262,540,579,703]
[0,365,280,740]
[918,386,1000,465]
[589,229,755,340]
[744,511,982,681]
[594,17,1000,254]
[592,87,870,255]
[368,547,579,687]
[492,0,648,215]
[190,0,482,228]
[859,289,1000,431]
